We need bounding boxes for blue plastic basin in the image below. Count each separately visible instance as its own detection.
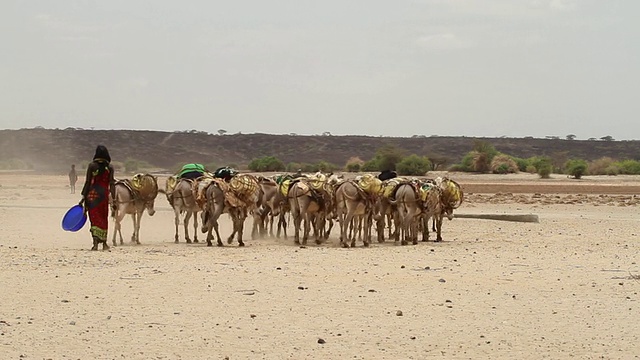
[62,204,87,232]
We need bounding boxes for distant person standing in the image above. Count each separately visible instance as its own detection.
[68,164,78,194]
[80,145,115,251]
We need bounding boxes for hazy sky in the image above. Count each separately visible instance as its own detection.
[1,1,639,139]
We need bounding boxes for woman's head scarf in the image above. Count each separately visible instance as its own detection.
[93,145,111,163]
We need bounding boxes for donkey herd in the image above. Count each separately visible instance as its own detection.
[110,170,463,248]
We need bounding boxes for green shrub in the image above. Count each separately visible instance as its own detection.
[361,159,380,172]
[286,162,301,172]
[528,156,552,172]
[614,160,640,175]
[511,157,529,172]
[315,160,337,173]
[345,157,364,172]
[457,152,475,172]
[346,162,361,172]
[525,165,537,174]
[375,145,405,171]
[490,154,518,174]
[396,155,431,176]
[565,159,588,179]
[361,145,405,172]
[538,164,552,178]
[248,156,285,172]
[604,165,620,176]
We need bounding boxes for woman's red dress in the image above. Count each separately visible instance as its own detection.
[85,166,111,241]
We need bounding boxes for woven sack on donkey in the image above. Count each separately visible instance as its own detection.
[131,173,158,201]
[356,174,382,196]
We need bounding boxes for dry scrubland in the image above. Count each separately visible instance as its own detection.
[1,172,639,359]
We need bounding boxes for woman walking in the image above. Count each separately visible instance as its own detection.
[80,145,115,250]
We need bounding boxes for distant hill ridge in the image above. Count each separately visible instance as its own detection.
[1,128,639,172]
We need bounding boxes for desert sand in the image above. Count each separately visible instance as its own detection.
[1,172,639,359]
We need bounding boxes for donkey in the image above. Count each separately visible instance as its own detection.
[251,176,278,239]
[163,178,201,243]
[200,182,226,246]
[334,180,373,248]
[429,177,464,242]
[255,176,288,238]
[288,180,331,245]
[111,174,159,246]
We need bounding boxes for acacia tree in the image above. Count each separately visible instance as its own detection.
[396,155,431,176]
[565,159,588,179]
[363,145,406,171]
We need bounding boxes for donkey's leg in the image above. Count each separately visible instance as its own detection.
[174,209,180,243]
[268,212,276,238]
[236,214,246,247]
[362,213,371,247]
[292,210,302,245]
[214,218,224,247]
[313,215,324,245]
[184,212,193,243]
[227,209,238,244]
[193,210,199,243]
[343,209,355,248]
[302,213,310,246]
[130,213,137,244]
[251,210,260,240]
[435,214,444,242]
[112,209,123,246]
[134,211,142,244]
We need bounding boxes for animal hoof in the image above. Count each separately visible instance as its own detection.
[186,239,192,244]
[193,239,199,243]
[207,242,213,247]
[315,239,322,245]
[238,242,245,247]
[364,242,370,247]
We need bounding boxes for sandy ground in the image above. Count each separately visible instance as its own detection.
[1,172,639,359]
